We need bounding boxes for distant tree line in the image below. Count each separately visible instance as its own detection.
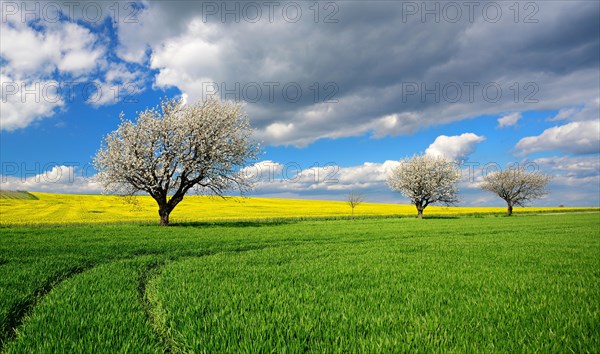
[385,154,550,218]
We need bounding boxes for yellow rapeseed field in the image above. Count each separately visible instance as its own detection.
[0,192,596,226]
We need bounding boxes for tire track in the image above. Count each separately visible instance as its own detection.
[1,245,274,352]
[138,245,273,353]
[138,259,180,353]
[0,263,94,352]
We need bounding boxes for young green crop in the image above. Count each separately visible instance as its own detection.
[5,259,162,353]
[0,214,598,352]
[151,225,600,352]
[0,260,90,348]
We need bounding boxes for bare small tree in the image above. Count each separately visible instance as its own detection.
[387,154,460,218]
[480,168,551,216]
[346,191,365,220]
[93,97,260,226]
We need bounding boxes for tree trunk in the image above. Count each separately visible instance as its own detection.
[416,202,424,219]
[351,207,355,220]
[507,203,513,216]
[158,205,171,226]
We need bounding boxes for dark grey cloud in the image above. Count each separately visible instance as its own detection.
[111,0,600,146]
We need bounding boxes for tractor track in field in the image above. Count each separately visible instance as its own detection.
[138,260,180,353]
[0,263,94,352]
[0,245,275,353]
[137,245,274,354]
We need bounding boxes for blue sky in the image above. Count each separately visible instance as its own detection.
[1,1,599,206]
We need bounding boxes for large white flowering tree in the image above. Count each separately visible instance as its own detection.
[93,97,260,226]
[480,168,551,216]
[387,154,460,218]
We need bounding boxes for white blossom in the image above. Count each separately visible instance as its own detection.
[387,154,460,218]
[93,97,260,225]
[480,168,551,215]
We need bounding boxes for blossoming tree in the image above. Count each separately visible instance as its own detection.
[94,97,260,226]
[480,168,550,216]
[387,154,460,218]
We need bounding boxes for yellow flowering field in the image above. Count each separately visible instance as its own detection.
[0,192,596,226]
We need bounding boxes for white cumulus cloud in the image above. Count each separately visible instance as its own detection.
[515,120,600,155]
[497,112,521,128]
[425,133,485,162]
[0,165,101,194]
[0,12,105,131]
[551,98,599,122]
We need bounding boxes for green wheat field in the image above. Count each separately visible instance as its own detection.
[0,199,598,352]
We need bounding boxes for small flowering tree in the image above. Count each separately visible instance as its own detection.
[93,97,260,226]
[480,168,551,216]
[387,154,460,218]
